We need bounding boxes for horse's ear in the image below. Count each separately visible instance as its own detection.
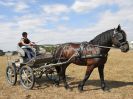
[117,24,121,31]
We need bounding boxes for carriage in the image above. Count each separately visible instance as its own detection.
[6,25,129,91]
[5,44,74,89]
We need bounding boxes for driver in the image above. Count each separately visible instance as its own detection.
[18,32,35,61]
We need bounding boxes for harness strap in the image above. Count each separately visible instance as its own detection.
[81,54,108,59]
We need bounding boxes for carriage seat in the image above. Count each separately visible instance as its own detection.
[17,44,38,63]
[17,45,25,57]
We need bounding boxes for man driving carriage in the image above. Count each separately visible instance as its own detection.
[18,32,35,61]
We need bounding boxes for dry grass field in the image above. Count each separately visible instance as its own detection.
[0,49,133,99]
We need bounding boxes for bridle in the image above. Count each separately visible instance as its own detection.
[113,28,128,47]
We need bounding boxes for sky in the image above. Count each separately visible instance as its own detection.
[0,0,133,51]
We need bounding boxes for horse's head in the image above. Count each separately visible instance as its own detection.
[112,25,129,52]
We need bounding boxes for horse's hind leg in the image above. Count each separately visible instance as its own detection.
[98,65,109,91]
[55,64,70,89]
[78,65,95,91]
[60,64,70,89]
[54,66,61,86]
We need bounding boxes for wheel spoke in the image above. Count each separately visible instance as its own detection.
[26,80,29,86]
[10,77,13,82]
[27,78,32,83]
[23,79,26,84]
[23,70,28,78]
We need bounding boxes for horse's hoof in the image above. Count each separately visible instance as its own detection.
[69,87,73,91]
[64,85,70,90]
[65,86,73,91]
[102,87,110,92]
[54,84,59,87]
[78,85,83,92]
[54,80,59,85]
[54,82,60,87]
[55,83,60,87]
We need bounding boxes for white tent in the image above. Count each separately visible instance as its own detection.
[130,41,133,44]
[129,41,133,49]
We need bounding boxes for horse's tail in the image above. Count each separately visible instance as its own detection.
[52,44,65,62]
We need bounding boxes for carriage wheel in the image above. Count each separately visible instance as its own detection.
[6,64,17,86]
[45,67,57,81]
[19,66,35,89]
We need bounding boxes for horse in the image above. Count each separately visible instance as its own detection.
[53,25,129,92]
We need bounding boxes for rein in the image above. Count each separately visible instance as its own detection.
[91,44,119,49]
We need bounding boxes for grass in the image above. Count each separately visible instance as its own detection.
[0,49,133,99]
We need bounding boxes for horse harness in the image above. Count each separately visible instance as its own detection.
[54,42,108,64]
[77,42,108,59]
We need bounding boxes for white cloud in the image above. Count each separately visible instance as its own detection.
[0,1,15,6]
[0,1,30,13]
[30,27,93,45]
[72,0,133,13]
[88,1,133,36]
[0,15,6,19]
[0,0,133,51]
[71,0,114,12]
[0,13,70,51]
[71,0,96,12]
[42,4,69,15]
[14,2,29,12]
[71,0,133,41]
[17,18,43,30]
[0,23,20,51]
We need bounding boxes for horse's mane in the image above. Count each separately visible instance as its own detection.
[89,29,114,46]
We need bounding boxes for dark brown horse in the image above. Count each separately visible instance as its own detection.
[53,25,129,92]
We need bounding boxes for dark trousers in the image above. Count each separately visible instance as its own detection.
[23,48,35,60]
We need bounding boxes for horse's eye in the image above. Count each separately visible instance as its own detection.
[116,33,123,40]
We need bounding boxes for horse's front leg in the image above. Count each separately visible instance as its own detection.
[98,65,109,91]
[78,65,95,92]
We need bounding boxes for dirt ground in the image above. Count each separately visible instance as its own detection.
[0,50,133,99]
